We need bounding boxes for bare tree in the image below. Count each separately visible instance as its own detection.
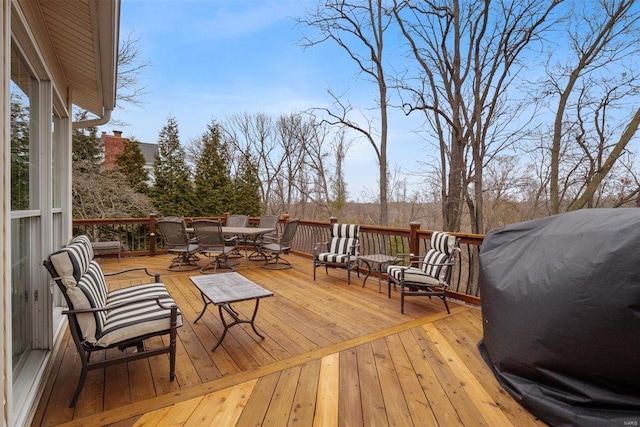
[394,0,562,233]
[543,0,640,213]
[115,31,150,109]
[299,0,394,225]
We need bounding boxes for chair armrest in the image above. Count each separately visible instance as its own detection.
[104,267,161,283]
[62,295,172,315]
[261,234,279,244]
[411,259,455,269]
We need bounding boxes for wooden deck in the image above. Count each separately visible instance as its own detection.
[32,253,543,426]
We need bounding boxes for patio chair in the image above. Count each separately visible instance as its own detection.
[313,224,360,284]
[190,219,238,273]
[157,217,199,271]
[247,214,279,261]
[224,214,249,257]
[386,231,459,314]
[43,235,181,407]
[261,219,300,269]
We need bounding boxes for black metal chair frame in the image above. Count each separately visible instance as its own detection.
[190,219,238,273]
[261,219,300,270]
[42,260,178,408]
[387,235,460,314]
[157,217,200,270]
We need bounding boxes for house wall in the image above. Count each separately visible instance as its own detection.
[2,2,118,426]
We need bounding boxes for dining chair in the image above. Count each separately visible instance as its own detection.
[190,219,237,273]
[156,217,199,270]
[261,219,300,269]
[247,214,279,261]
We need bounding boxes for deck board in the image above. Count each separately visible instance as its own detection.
[31,254,544,427]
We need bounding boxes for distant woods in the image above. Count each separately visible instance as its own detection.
[23,0,640,231]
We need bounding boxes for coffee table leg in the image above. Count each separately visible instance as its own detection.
[194,291,212,323]
[361,260,372,288]
[210,300,266,351]
[249,299,265,339]
[376,262,387,293]
[211,304,229,351]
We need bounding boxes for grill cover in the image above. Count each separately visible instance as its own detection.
[478,209,640,426]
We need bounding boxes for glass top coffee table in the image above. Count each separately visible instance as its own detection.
[190,272,274,351]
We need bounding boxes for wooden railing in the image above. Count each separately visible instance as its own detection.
[73,215,484,304]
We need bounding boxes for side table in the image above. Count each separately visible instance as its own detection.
[357,254,400,292]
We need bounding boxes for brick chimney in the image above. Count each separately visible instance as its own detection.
[103,131,127,170]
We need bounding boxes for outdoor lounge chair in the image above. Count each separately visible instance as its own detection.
[313,224,360,284]
[190,219,238,273]
[386,231,459,314]
[157,217,199,270]
[43,235,181,407]
[261,219,299,269]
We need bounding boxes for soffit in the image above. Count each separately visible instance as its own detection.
[26,0,119,115]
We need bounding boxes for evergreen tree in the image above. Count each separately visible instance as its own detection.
[10,92,30,210]
[233,152,262,216]
[116,136,150,194]
[152,116,195,216]
[193,120,232,216]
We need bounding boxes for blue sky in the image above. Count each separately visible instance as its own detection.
[103,0,427,200]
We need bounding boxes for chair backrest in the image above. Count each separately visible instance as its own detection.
[157,218,190,250]
[258,215,279,229]
[328,224,360,256]
[226,214,249,227]
[279,219,300,248]
[422,231,458,280]
[43,235,108,343]
[190,219,226,251]
[258,215,279,237]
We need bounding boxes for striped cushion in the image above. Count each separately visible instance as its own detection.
[430,232,455,256]
[387,265,441,286]
[421,249,450,279]
[66,261,108,343]
[331,223,359,239]
[48,235,94,288]
[97,283,182,347]
[326,224,360,256]
[316,253,352,264]
[327,237,358,255]
[423,232,456,279]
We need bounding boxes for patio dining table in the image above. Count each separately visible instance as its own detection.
[222,226,276,265]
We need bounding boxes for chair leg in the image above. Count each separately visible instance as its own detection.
[69,364,88,407]
[442,293,450,314]
[400,287,405,314]
[169,306,178,380]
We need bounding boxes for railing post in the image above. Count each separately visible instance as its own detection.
[329,216,338,224]
[409,221,420,257]
[150,214,157,256]
[224,212,230,225]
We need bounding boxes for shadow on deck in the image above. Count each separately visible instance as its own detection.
[32,253,542,426]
